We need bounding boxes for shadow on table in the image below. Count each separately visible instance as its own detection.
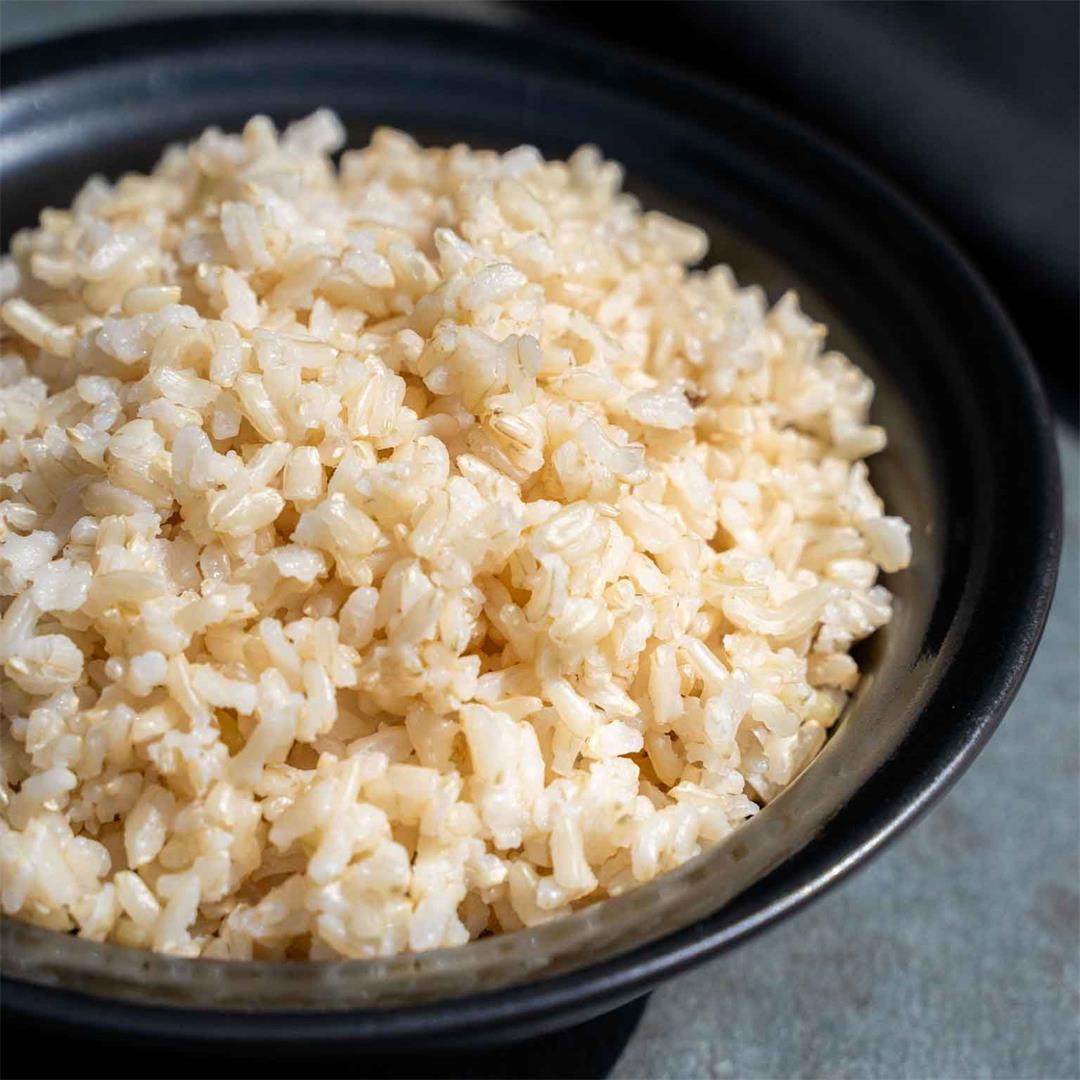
[0,992,649,1079]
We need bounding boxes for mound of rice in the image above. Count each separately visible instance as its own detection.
[0,111,910,960]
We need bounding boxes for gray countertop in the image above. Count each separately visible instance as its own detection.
[3,4,1077,1077]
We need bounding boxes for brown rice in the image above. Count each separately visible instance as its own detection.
[0,112,910,959]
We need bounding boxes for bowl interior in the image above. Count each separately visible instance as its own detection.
[0,13,1057,1032]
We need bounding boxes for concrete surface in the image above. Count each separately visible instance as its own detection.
[2,4,1077,1077]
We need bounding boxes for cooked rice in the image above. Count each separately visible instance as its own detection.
[0,111,910,960]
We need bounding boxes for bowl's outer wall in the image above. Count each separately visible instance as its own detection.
[0,12,1062,1049]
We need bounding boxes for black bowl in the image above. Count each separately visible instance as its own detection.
[0,9,1062,1053]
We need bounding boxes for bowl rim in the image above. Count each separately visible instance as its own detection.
[0,7,1063,1045]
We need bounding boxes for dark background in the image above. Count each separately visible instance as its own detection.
[530,0,1079,424]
